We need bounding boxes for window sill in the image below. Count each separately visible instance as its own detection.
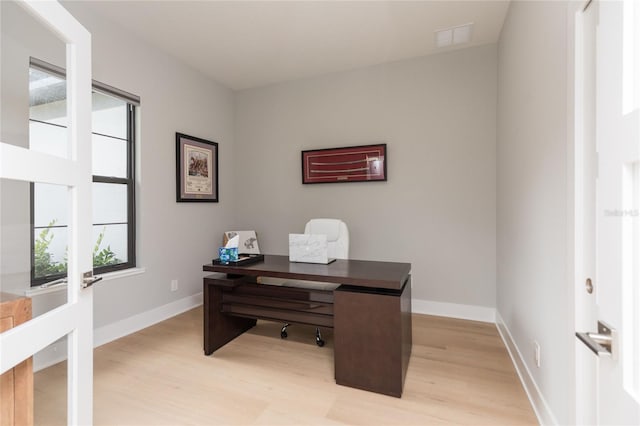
[25,267,146,297]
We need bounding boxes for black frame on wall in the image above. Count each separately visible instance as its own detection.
[175,132,219,202]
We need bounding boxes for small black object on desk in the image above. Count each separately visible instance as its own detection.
[212,253,264,266]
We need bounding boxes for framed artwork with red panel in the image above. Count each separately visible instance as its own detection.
[301,144,387,184]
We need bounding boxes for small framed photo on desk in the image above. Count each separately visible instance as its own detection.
[223,230,261,255]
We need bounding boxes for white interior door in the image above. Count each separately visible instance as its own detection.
[576,0,640,424]
[0,1,94,424]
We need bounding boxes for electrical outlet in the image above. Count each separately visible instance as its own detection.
[533,340,541,367]
[170,279,178,292]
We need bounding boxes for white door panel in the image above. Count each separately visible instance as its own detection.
[576,0,640,424]
[0,1,94,424]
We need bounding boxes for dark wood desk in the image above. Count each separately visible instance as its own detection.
[202,255,412,397]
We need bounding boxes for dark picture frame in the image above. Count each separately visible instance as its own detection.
[301,143,387,184]
[176,132,219,202]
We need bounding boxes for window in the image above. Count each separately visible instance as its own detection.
[29,58,138,286]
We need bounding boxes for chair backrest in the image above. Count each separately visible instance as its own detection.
[304,219,349,260]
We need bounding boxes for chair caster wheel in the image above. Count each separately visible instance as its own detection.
[280,323,289,339]
[315,327,324,347]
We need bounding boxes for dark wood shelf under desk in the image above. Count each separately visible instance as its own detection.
[203,255,412,397]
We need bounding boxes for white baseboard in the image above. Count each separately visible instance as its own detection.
[495,311,556,426]
[412,298,496,323]
[93,292,203,347]
[33,292,203,372]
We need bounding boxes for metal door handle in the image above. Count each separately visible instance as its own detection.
[82,271,102,288]
[576,320,617,360]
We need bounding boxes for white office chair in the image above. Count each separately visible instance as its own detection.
[263,218,349,346]
[304,218,349,262]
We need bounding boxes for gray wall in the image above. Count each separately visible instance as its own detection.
[497,1,573,424]
[1,1,236,328]
[235,45,497,309]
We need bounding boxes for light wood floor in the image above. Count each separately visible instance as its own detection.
[34,307,537,425]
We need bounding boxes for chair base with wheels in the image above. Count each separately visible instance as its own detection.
[264,218,349,347]
[280,323,325,347]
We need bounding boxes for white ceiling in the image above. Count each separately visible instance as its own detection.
[71,1,510,91]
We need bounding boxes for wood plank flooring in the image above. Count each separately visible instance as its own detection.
[34,307,537,425]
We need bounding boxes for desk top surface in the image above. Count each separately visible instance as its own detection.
[203,255,411,291]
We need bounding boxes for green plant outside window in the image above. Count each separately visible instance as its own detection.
[34,219,120,279]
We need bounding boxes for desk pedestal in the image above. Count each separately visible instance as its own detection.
[334,277,412,397]
[203,274,256,354]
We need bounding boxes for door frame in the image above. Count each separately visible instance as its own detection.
[569,1,597,424]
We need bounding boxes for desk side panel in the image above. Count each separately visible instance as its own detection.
[401,275,412,391]
[203,275,256,355]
